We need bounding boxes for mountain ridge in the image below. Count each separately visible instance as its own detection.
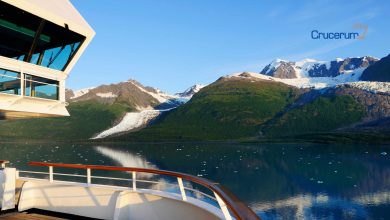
[66,80,203,111]
[111,54,390,141]
[360,54,390,82]
[1,54,390,142]
[260,56,378,79]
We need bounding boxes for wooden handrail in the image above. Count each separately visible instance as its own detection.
[0,160,9,168]
[28,161,260,220]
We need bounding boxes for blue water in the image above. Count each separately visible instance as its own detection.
[1,142,389,219]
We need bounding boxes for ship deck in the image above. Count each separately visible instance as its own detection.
[0,161,260,220]
[0,209,97,220]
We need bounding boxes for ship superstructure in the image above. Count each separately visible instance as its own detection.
[0,0,95,119]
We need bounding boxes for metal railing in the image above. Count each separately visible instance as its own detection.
[19,161,259,220]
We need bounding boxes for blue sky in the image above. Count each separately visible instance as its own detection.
[69,0,389,94]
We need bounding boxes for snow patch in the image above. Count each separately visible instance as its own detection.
[226,67,369,90]
[346,82,390,94]
[295,58,318,67]
[188,84,205,94]
[128,81,174,103]
[232,68,390,94]
[295,59,328,78]
[71,87,95,99]
[92,108,174,139]
[325,61,331,70]
[176,84,206,99]
[96,92,118,98]
[265,59,287,74]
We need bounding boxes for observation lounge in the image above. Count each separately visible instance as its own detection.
[0,0,95,119]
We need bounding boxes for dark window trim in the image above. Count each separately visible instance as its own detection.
[61,37,86,71]
[29,20,86,71]
[0,1,86,72]
[23,73,60,100]
[25,19,46,62]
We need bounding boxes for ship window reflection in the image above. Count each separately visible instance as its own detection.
[33,21,84,71]
[0,68,21,95]
[0,1,85,71]
[24,74,59,100]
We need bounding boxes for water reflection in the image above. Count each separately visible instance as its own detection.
[253,193,368,219]
[353,191,390,206]
[95,146,157,178]
[94,146,180,193]
[253,190,390,220]
[0,142,389,219]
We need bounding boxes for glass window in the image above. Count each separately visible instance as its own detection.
[0,1,86,71]
[24,74,59,100]
[0,2,41,61]
[0,68,21,95]
[34,21,85,71]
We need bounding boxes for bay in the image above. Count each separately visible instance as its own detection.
[1,142,389,219]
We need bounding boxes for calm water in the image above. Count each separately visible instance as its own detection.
[1,142,389,220]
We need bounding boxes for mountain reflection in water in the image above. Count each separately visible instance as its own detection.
[0,142,389,220]
[95,146,157,178]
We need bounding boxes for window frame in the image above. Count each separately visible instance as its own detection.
[0,1,86,72]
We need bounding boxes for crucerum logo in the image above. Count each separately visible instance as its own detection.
[311,22,368,40]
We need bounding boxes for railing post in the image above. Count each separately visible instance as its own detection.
[20,71,24,97]
[177,177,187,201]
[49,166,53,182]
[214,192,232,220]
[132,171,136,191]
[25,161,259,220]
[87,168,91,185]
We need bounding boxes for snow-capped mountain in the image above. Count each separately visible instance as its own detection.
[66,80,203,111]
[261,59,298,78]
[73,54,390,140]
[261,56,378,79]
[66,81,205,139]
[225,70,390,94]
[175,84,205,99]
[227,55,390,94]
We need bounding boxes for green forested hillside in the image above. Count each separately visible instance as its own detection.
[0,77,381,142]
[114,79,368,141]
[0,102,130,141]
[260,95,366,137]
[113,78,302,141]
